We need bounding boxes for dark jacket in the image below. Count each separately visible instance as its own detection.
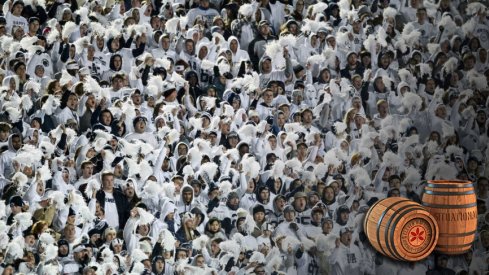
[96,189,130,229]
[248,33,277,71]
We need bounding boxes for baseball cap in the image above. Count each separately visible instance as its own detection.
[9,196,24,207]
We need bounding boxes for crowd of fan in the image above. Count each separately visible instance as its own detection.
[0,0,488,274]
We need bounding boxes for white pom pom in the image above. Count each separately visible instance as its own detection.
[14,212,33,228]
[137,207,155,225]
[312,2,328,15]
[192,235,210,251]
[165,18,180,34]
[238,3,254,17]
[62,21,77,40]
[383,6,397,19]
[382,151,402,169]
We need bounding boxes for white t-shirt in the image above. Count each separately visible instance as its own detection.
[104,191,119,229]
[5,12,28,34]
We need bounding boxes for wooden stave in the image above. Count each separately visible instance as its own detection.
[422,180,477,254]
[364,198,438,261]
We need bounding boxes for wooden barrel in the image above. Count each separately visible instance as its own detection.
[422,180,477,255]
[364,197,439,261]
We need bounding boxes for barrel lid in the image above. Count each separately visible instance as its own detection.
[427,180,473,188]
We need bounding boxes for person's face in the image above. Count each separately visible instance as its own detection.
[322,221,333,234]
[105,231,116,242]
[302,111,313,124]
[347,54,357,65]
[29,20,39,33]
[312,211,323,223]
[111,38,120,51]
[265,138,276,150]
[154,259,165,272]
[161,37,170,49]
[309,194,319,206]
[151,17,161,30]
[107,242,119,255]
[327,37,336,48]
[124,185,135,198]
[66,94,78,110]
[210,241,220,255]
[198,46,208,59]
[15,64,26,77]
[378,102,388,116]
[113,56,122,70]
[32,64,44,77]
[85,94,96,109]
[82,164,93,177]
[59,244,69,256]
[228,197,239,208]
[155,117,165,128]
[259,25,270,36]
[209,220,220,232]
[288,23,298,35]
[284,211,295,221]
[0,131,8,141]
[253,211,265,223]
[429,132,440,142]
[183,191,192,203]
[389,178,401,189]
[24,235,35,247]
[131,93,142,105]
[340,231,352,246]
[10,202,22,214]
[230,39,238,52]
[194,256,205,267]
[277,113,286,126]
[102,175,114,191]
[260,189,269,201]
[185,217,195,229]
[209,133,218,144]
[262,59,272,72]
[95,36,104,49]
[476,111,487,123]
[192,184,202,196]
[229,136,238,147]
[480,49,488,62]
[435,105,447,119]
[178,144,188,156]
[352,98,362,109]
[12,3,23,15]
[185,41,194,54]
[294,197,306,211]
[200,0,209,8]
[354,115,366,126]
[293,91,303,103]
[64,224,76,237]
[231,98,241,110]
[12,137,22,150]
[173,179,183,193]
[135,120,146,133]
[101,111,112,125]
[275,197,286,211]
[239,144,249,156]
[112,77,123,90]
[323,187,335,201]
[138,224,149,236]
